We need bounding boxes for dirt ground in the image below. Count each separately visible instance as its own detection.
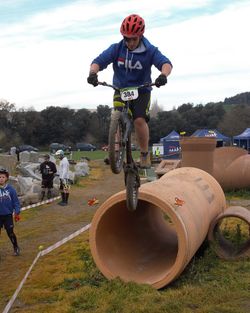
[0,160,125,311]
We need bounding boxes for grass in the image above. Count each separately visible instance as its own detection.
[225,188,250,199]
[219,217,249,246]
[8,186,250,313]
[1,164,249,313]
[71,150,140,161]
[13,234,250,313]
[72,150,109,161]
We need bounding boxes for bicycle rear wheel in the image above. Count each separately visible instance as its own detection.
[109,111,126,174]
[126,169,140,211]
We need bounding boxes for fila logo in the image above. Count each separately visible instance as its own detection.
[117,57,143,70]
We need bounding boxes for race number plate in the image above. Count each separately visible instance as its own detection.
[120,88,138,101]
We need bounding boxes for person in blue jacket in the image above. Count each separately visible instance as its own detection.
[0,168,21,256]
[87,14,172,168]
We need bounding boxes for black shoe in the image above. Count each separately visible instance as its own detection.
[58,202,67,206]
[14,246,20,256]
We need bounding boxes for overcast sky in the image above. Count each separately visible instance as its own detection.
[0,0,250,111]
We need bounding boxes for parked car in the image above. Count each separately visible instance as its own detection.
[18,145,39,152]
[50,143,71,153]
[75,143,96,151]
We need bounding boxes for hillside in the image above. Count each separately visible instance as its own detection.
[206,92,250,107]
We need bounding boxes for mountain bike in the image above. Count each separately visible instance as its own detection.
[98,81,155,211]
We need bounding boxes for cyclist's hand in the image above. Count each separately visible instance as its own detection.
[155,74,167,87]
[14,213,20,222]
[87,72,98,87]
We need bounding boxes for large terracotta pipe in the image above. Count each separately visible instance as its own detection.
[89,167,226,289]
[180,137,216,175]
[180,139,250,191]
[213,147,250,190]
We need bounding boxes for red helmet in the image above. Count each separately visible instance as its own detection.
[120,14,145,38]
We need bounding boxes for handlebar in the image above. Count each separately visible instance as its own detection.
[98,81,155,91]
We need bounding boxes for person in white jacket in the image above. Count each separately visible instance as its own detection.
[55,150,70,206]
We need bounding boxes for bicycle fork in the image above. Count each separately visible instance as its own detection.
[121,113,132,147]
[124,163,141,188]
[123,128,140,194]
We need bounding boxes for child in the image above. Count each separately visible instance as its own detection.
[0,168,21,256]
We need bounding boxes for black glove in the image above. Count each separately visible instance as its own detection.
[87,72,98,87]
[155,74,167,88]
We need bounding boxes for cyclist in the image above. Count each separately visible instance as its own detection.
[87,14,172,168]
[0,168,21,256]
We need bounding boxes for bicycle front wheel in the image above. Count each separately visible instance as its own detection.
[126,170,140,211]
[109,111,126,174]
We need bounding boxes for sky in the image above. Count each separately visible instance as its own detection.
[0,0,250,112]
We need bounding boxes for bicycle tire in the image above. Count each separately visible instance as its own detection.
[126,170,140,211]
[108,111,126,174]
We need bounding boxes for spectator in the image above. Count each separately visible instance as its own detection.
[0,168,21,256]
[9,146,20,162]
[10,146,16,156]
[155,147,161,157]
[55,150,70,206]
[39,154,57,201]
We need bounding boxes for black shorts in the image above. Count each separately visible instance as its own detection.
[0,214,14,231]
[42,179,54,189]
[113,91,151,122]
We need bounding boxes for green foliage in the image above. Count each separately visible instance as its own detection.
[225,188,250,199]
[59,245,104,292]
[218,104,250,137]
[1,90,250,149]
[221,221,248,247]
[224,92,250,105]
[60,244,250,313]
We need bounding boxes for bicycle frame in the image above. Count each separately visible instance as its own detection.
[98,81,155,211]
[98,80,154,153]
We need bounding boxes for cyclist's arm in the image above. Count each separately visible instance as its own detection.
[151,47,173,76]
[89,63,100,74]
[161,63,172,77]
[90,43,118,72]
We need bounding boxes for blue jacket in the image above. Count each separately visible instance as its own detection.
[0,184,21,216]
[92,36,172,92]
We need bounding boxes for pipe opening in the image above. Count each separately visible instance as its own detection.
[212,217,250,258]
[95,199,178,285]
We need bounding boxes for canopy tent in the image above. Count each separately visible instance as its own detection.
[191,129,230,147]
[160,130,181,159]
[160,130,180,142]
[233,128,250,152]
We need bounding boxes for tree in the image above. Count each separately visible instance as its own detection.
[0,100,16,130]
[0,100,17,148]
[149,110,184,143]
[71,108,93,143]
[14,109,42,146]
[96,105,111,144]
[38,107,75,145]
[218,104,250,137]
